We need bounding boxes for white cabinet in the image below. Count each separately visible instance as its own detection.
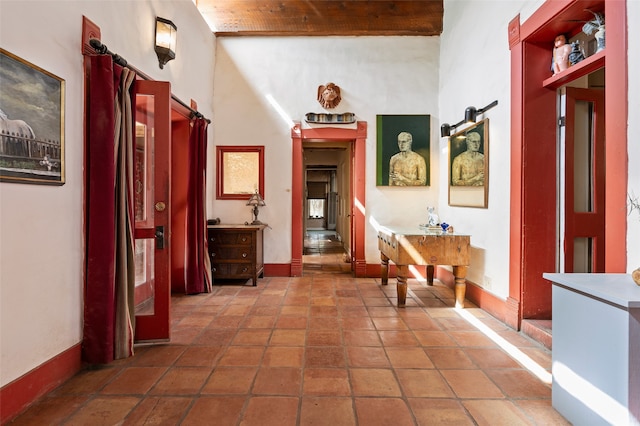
[544,273,640,426]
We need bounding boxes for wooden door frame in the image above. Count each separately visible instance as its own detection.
[507,0,627,329]
[291,121,367,276]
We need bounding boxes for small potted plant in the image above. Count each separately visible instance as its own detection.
[582,9,605,53]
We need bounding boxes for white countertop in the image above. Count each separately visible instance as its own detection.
[543,273,640,309]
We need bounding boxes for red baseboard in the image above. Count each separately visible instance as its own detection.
[264,263,291,277]
[436,266,507,324]
[1,344,82,424]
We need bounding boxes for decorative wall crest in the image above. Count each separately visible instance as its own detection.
[317,82,341,109]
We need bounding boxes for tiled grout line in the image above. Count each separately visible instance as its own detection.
[10,274,564,425]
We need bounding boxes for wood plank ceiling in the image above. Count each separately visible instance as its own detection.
[195,0,444,36]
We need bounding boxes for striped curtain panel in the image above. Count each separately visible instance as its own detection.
[83,55,136,364]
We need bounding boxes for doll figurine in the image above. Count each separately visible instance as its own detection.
[552,34,572,74]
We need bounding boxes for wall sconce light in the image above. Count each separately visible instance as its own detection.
[246,190,266,225]
[155,17,177,69]
[441,100,498,137]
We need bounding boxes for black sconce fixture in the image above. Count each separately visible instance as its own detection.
[441,100,498,137]
[155,17,177,69]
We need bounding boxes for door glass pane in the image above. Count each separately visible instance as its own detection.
[134,95,155,316]
[573,100,595,213]
[135,239,155,315]
[573,237,593,273]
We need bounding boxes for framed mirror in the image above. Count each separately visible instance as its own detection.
[216,145,265,200]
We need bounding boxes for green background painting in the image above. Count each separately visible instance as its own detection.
[376,114,431,186]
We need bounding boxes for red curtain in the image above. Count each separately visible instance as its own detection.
[83,55,136,364]
[185,118,212,294]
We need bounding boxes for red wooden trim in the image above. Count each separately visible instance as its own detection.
[542,50,605,89]
[291,123,304,276]
[604,0,628,271]
[436,267,506,322]
[508,15,520,49]
[519,0,586,40]
[290,122,367,278]
[353,122,367,277]
[264,263,291,277]
[1,344,82,424]
[508,0,627,328]
[215,145,265,200]
[504,297,521,330]
[81,16,100,55]
[508,40,524,329]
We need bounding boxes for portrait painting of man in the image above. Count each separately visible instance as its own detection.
[376,115,430,186]
[448,119,489,208]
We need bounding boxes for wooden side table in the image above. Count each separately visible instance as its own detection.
[378,226,470,308]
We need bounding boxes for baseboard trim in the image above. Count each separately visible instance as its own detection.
[264,263,291,277]
[1,343,82,424]
[435,266,508,325]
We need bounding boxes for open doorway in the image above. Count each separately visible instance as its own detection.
[290,121,368,277]
[303,147,351,274]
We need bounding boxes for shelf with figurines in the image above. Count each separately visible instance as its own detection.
[543,9,605,90]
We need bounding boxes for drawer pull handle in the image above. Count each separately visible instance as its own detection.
[242,253,248,258]
[242,267,248,272]
[241,237,247,242]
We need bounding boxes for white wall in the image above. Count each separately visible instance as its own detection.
[211,36,441,265]
[438,0,543,295]
[0,0,214,387]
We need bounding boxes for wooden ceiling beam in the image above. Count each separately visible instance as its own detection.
[196,0,443,36]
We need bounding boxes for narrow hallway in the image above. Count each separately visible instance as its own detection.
[303,230,351,275]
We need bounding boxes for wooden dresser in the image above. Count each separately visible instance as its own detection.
[207,224,266,286]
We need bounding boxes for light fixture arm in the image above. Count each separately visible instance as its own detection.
[477,100,498,115]
[441,100,498,137]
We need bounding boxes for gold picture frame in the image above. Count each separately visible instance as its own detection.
[448,119,489,208]
[0,49,65,185]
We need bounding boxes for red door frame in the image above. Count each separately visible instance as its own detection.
[507,0,627,329]
[291,121,367,276]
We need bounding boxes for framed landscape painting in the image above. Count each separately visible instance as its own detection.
[376,114,430,186]
[0,49,65,185]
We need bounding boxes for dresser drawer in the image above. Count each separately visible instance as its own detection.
[209,247,252,261]
[208,232,253,246]
[212,263,254,276]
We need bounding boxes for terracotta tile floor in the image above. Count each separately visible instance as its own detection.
[9,236,570,425]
